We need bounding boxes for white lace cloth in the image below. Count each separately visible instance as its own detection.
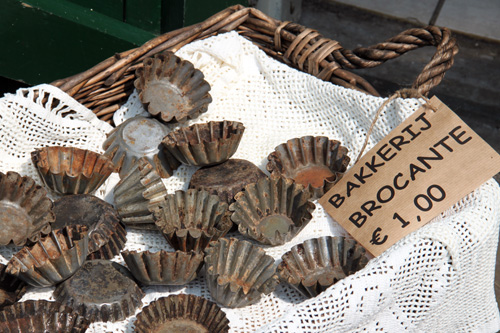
[0,32,499,332]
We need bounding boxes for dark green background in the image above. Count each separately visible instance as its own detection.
[0,0,247,85]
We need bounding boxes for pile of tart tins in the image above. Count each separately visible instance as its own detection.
[0,51,369,332]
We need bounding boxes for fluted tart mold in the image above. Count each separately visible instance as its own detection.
[102,116,180,178]
[152,189,231,252]
[135,51,212,124]
[52,194,121,254]
[113,157,168,229]
[162,120,245,167]
[53,260,144,323]
[229,175,315,246]
[278,236,369,298]
[31,146,115,195]
[6,225,89,288]
[86,222,127,260]
[204,238,280,308]
[134,294,230,333]
[267,136,350,198]
[0,300,89,332]
[0,264,27,309]
[121,250,204,286]
[0,171,54,246]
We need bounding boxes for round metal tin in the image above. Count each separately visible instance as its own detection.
[134,294,229,333]
[121,250,203,286]
[102,116,180,178]
[53,260,144,323]
[188,159,267,204]
[52,194,121,254]
[134,51,212,124]
[31,146,115,195]
[278,236,369,298]
[0,171,54,246]
[162,120,245,167]
[267,136,350,198]
[204,238,279,308]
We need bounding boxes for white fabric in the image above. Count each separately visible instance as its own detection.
[0,32,499,332]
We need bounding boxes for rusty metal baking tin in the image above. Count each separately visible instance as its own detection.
[113,157,167,229]
[266,136,350,198]
[103,116,180,178]
[53,259,144,323]
[229,174,315,246]
[204,237,279,308]
[6,225,89,288]
[0,264,27,310]
[134,294,230,333]
[121,249,203,286]
[0,171,54,246]
[277,236,369,298]
[31,146,115,195]
[0,300,90,333]
[134,51,212,124]
[52,194,121,254]
[162,120,245,167]
[152,189,231,252]
[189,158,267,204]
[86,222,127,260]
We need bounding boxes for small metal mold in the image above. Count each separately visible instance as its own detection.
[52,194,121,254]
[102,116,180,178]
[113,157,168,230]
[53,260,144,323]
[152,189,231,252]
[266,136,350,198]
[86,222,127,260]
[188,159,267,204]
[229,174,315,246]
[31,146,115,195]
[0,300,89,332]
[277,236,369,298]
[0,171,54,246]
[204,237,279,308]
[134,294,229,333]
[0,264,27,310]
[6,225,89,288]
[162,120,245,167]
[134,51,212,124]
[121,250,204,286]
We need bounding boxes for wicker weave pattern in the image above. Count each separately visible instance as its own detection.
[51,5,458,125]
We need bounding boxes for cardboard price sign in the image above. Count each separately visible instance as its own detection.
[319,97,500,256]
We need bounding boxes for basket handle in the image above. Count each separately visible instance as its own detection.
[246,15,458,97]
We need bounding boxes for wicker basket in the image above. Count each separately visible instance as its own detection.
[51,5,458,126]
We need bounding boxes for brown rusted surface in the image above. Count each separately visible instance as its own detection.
[121,250,203,286]
[189,159,267,204]
[267,136,350,199]
[0,171,54,246]
[135,51,212,124]
[152,189,231,252]
[277,236,369,298]
[0,264,27,310]
[87,222,127,260]
[162,120,245,167]
[6,225,89,288]
[31,146,115,195]
[53,260,144,323]
[135,294,230,333]
[113,158,167,230]
[52,194,121,254]
[229,174,315,246]
[102,116,180,178]
[0,300,89,332]
[204,238,279,308]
